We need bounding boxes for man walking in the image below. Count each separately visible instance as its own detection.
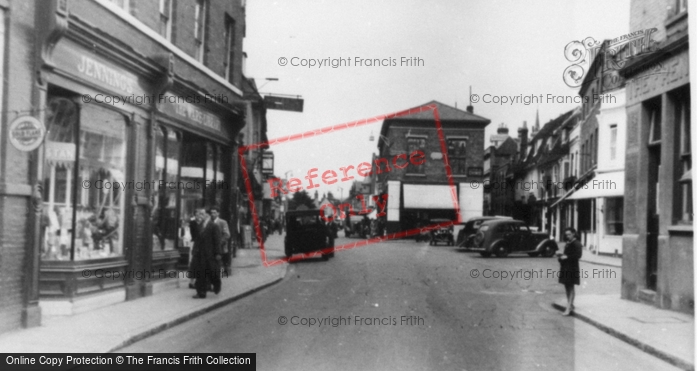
[191,208,222,299]
[210,207,232,275]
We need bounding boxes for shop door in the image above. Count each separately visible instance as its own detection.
[646,146,660,291]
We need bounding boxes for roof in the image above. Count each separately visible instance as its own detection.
[489,134,511,143]
[388,100,490,123]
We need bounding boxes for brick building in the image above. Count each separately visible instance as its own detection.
[375,101,490,235]
[619,0,692,313]
[0,0,251,333]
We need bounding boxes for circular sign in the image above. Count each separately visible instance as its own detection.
[9,116,46,152]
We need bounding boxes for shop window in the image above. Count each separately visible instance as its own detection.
[205,142,216,207]
[215,145,226,208]
[606,197,623,235]
[42,98,127,261]
[180,138,206,224]
[447,138,467,176]
[406,137,426,175]
[152,127,180,251]
[159,0,172,41]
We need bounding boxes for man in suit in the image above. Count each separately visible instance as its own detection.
[190,208,222,299]
[210,207,231,275]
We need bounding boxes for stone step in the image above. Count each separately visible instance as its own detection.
[638,289,657,305]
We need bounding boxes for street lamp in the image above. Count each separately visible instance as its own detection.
[257,77,279,90]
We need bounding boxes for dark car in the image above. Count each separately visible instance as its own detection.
[456,216,512,248]
[429,219,455,246]
[468,219,557,258]
[285,209,335,260]
[344,213,370,238]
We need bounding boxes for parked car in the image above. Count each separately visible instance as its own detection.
[456,216,512,248]
[429,219,455,246]
[344,212,370,238]
[284,209,335,260]
[467,219,557,258]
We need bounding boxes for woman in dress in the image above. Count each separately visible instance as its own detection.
[558,227,582,316]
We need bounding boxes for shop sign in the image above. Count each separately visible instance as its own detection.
[158,92,223,133]
[467,167,483,177]
[627,49,690,104]
[264,94,304,112]
[9,116,45,152]
[45,141,76,162]
[53,40,148,97]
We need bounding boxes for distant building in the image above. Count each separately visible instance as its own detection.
[483,124,519,216]
[375,101,490,235]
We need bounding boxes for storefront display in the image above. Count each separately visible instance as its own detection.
[41,97,126,261]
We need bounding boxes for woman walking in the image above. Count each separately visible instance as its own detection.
[558,227,582,316]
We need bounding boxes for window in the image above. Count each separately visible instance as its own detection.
[109,0,129,11]
[674,88,692,223]
[610,124,617,160]
[648,100,662,145]
[159,0,172,41]
[668,0,688,17]
[593,128,598,165]
[224,16,236,83]
[606,197,624,235]
[194,0,208,62]
[42,98,127,261]
[406,137,426,175]
[447,138,467,176]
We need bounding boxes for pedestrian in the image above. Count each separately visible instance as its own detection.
[210,207,231,275]
[557,227,582,315]
[190,208,222,299]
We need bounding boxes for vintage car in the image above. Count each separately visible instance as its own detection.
[284,209,335,260]
[468,219,557,258]
[344,213,370,238]
[456,216,512,248]
[429,219,455,246]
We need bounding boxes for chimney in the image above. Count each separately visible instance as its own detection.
[497,123,509,135]
[518,120,529,160]
[467,86,474,113]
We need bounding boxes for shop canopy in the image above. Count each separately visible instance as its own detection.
[403,184,458,209]
[568,171,625,200]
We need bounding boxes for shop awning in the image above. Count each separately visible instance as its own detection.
[403,184,458,209]
[549,186,576,208]
[569,171,625,200]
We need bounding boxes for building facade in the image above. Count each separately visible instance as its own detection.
[375,101,489,235]
[0,0,250,333]
[619,0,692,312]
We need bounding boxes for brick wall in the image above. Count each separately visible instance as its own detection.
[379,120,484,184]
[128,0,246,90]
[0,0,38,333]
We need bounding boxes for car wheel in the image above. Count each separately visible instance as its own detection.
[494,244,508,258]
[542,242,557,257]
[284,244,292,258]
[322,253,330,261]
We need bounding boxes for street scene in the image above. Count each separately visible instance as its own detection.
[0,0,695,370]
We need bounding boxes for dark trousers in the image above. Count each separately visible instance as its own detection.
[194,268,221,297]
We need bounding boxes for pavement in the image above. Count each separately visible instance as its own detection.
[554,242,694,371]
[0,234,288,353]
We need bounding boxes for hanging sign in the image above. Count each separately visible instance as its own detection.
[9,116,45,152]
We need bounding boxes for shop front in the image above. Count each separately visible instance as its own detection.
[36,38,240,316]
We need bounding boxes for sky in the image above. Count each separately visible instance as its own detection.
[244,0,632,200]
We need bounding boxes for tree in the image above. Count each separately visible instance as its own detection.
[288,190,316,211]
